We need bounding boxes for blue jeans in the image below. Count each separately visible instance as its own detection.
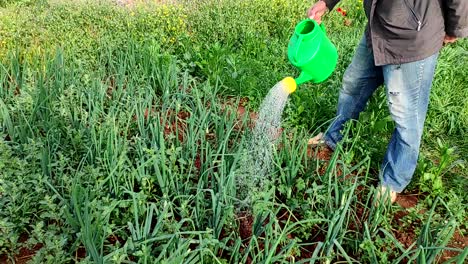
[323,36,438,193]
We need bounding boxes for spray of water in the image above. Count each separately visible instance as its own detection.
[236,78,295,207]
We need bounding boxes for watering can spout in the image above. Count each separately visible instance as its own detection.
[295,72,313,86]
[280,77,297,94]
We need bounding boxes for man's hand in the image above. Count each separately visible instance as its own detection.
[308,1,328,24]
[444,35,458,44]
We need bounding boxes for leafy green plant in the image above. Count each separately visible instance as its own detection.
[417,138,465,196]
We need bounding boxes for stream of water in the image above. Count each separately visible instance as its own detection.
[237,80,291,206]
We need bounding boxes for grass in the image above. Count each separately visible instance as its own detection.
[0,0,467,263]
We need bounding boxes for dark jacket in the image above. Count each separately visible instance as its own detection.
[324,0,468,65]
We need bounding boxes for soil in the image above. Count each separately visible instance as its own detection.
[234,103,258,127]
[307,144,333,161]
[134,96,259,144]
[236,211,255,263]
[392,192,421,251]
[237,211,254,241]
[75,247,87,261]
[441,231,468,261]
[395,194,419,209]
[0,234,123,263]
[0,234,42,264]
[394,230,417,250]
[391,216,468,263]
[194,154,201,170]
[0,245,42,264]
[391,192,468,263]
[221,97,258,130]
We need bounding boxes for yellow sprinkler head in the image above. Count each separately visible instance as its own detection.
[281,76,297,94]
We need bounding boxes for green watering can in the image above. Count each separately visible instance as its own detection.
[280,19,338,94]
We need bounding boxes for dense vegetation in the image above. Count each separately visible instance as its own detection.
[0,0,466,263]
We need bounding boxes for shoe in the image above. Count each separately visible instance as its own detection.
[375,186,397,206]
[307,132,333,161]
[308,132,325,146]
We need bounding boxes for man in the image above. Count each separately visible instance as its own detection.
[307,0,468,203]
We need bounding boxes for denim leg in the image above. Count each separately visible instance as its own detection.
[381,53,439,193]
[324,36,384,149]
